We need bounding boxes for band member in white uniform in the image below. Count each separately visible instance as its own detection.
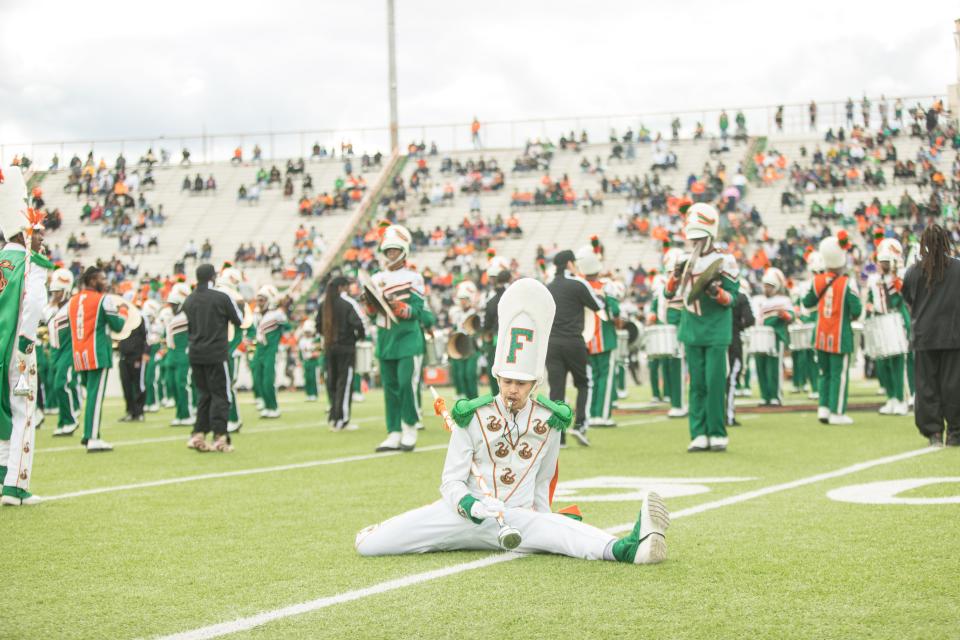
[355,278,669,564]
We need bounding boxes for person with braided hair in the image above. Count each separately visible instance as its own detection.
[902,224,960,447]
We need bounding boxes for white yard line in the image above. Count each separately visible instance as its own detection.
[41,444,447,503]
[149,444,943,640]
[39,417,382,453]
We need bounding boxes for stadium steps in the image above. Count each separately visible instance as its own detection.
[38,157,385,286]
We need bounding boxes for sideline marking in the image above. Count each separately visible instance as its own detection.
[41,444,447,503]
[150,445,942,640]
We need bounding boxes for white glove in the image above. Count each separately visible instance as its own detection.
[470,496,506,521]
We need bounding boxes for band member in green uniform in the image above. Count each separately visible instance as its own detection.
[666,204,739,452]
[803,235,862,425]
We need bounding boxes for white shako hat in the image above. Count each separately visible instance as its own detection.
[490,278,555,384]
[575,244,602,276]
[876,238,903,264]
[761,267,787,292]
[379,223,411,268]
[819,236,846,270]
[48,268,74,293]
[257,284,280,309]
[167,282,191,305]
[684,202,720,240]
[806,250,826,274]
[218,266,243,289]
[141,298,162,317]
[486,255,511,278]
[0,166,40,239]
[455,280,478,300]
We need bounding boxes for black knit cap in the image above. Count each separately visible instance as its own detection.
[553,249,576,268]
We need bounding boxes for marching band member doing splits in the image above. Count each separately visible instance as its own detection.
[356,278,670,564]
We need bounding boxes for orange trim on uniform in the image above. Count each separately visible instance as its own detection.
[69,291,104,371]
[813,273,847,354]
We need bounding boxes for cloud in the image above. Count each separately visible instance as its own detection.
[0,0,956,162]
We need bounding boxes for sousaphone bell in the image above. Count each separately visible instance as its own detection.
[107,294,144,342]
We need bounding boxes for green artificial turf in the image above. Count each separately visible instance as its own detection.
[3,381,957,640]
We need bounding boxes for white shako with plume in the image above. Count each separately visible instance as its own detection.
[442,278,573,512]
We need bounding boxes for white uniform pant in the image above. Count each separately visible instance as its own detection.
[3,348,38,494]
[355,500,615,560]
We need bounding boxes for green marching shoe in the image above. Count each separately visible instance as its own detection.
[612,492,670,565]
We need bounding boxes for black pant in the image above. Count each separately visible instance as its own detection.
[546,336,589,428]
[326,347,355,427]
[191,361,231,437]
[119,356,145,418]
[726,343,743,425]
[914,349,960,439]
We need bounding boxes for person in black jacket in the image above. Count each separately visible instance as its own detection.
[901,224,960,447]
[545,250,604,446]
[117,315,149,422]
[726,289,755,427]
[316,276,365,431]
[182,263,243,452]
[480,259,511,396]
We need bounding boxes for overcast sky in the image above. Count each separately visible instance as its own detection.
[0,0,957,155]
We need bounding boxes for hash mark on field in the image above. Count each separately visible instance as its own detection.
[41,444,447,503]
[149,445,942,640]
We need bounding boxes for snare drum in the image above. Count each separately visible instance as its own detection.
[864,313,909,359]
[743,326,777,356]
[788,323,815,351]
[644,324,678,359]
[423,332,438,366]
[355,340,374,374]
[852,320,866,358]
[616,329,630,365]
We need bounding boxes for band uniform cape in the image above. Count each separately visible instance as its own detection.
[69,291,125,371]
[803,273,862,354]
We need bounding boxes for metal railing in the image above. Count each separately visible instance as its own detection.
[1,92,947,169]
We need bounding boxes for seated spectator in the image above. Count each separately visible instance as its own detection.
[284,177,294,198]
[231,147,243,165]
[200,239,213,261]
[181,149,191,166]
[268,165,282,186]
[252,145,262,162]
[206,175,217,191]
[181,176,192,192]
[193,173,204,192]
[183,240,198,262]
